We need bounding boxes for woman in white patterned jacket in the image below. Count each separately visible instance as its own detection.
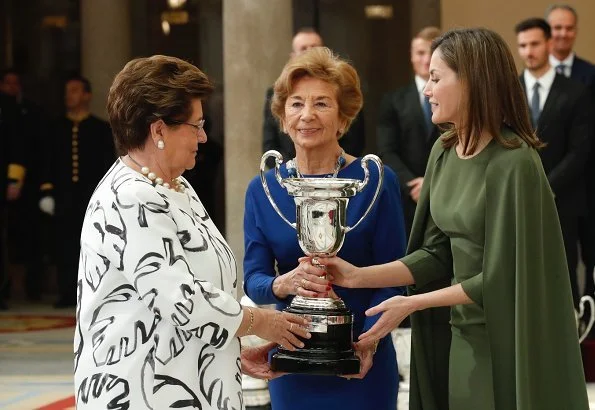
[74,55,313,410]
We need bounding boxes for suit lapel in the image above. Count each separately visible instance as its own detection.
[538,75,563,129]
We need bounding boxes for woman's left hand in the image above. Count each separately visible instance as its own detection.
[341,343,374,380]
[357,295,416,349]
[241,342,284,380]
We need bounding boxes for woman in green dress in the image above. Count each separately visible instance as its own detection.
[315,28,589,410]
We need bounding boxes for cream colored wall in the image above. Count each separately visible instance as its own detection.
[441,0,595,69]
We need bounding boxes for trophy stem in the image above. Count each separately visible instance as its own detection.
[311,257,341,299]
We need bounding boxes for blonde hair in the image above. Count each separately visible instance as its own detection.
[271,47,363,136]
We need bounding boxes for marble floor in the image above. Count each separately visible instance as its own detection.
[2,303,595,410]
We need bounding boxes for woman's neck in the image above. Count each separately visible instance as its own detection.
[455,130,493,159]
[125,149,179,182]
[294,145,343,175]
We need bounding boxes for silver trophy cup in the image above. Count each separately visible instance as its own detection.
[260,150,384,375]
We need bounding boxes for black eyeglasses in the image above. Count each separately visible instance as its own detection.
[165,118,206,134]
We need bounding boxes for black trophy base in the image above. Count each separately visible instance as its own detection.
[271,352,360,376]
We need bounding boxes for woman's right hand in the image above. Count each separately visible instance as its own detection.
[272,259,330,299]
[252,308,311,351]
[314,256,360,288]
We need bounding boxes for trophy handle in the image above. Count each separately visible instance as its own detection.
[344,154,384,233]
[578,294,595,343]
[260,150,296,229]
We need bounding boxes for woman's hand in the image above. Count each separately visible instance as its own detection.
[356,296,416,349]
[241,342,284,380]
[252,309,311,351]
[311,256,361,288]
[341,343,375,380]
[272,259,330,299]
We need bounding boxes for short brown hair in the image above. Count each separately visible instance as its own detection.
[271,47,362,136]
[414,26,441,42]
[432,28,543,154]
[107,55,214,154]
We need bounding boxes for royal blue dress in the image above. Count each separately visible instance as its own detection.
[243,159,406,410]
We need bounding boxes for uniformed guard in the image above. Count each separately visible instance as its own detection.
[40,76,115,308]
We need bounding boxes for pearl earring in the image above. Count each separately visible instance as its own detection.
[157,139,165,150]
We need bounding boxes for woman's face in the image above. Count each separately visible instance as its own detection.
[282,76,346,151]
[162,98,206,174]
[423,48,464,126]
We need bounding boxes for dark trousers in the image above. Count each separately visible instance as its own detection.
[5,199,45,299]
[0,216,7,304]
[560,213,580,308]
[55,193,87,304]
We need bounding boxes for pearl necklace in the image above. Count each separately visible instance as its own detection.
[286,150,346,178]
[126,155,185,193]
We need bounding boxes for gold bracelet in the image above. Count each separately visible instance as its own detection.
[244,307,254,335]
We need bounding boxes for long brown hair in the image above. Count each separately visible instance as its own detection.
[432,28,543,154]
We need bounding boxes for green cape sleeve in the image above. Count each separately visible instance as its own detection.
[483,139,588,409]
[407,130,589,410]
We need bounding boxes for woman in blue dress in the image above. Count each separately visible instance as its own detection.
[243,47,407,410]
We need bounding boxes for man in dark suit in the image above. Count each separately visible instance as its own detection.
[262,28,365,168]
[516,18,594,307]
[546,4,595,299]
[376,27,441,237]
[40,76,115,308]
[0,89,27,310]
[1,69,48,301]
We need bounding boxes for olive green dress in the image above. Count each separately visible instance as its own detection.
[401,128,589,410]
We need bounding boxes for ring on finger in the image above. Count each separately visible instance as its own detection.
[301,278,308,288]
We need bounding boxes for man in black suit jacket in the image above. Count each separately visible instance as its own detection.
[1,69,49,301]
[39,76,115,308]
[376,27,441,237]
[262,28,365,168]
[547,4,595,298]
[516,18,594,307]
[0,91,27,310]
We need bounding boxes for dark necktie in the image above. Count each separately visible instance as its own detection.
[531,82,541,128]
[422,96,433,132]
[556,64,567,77]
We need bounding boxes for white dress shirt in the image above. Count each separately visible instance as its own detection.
[415,75,428,107]
[523,66,556,111]
[549,53,574,78]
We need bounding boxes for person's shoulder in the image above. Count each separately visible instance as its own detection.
[574,56,595,73]
[246,171,271,196]
[111,164,166,204]
[557,72,588,90]
[428,135,447,161]
[87,114,111,129]
[488,132,541,180]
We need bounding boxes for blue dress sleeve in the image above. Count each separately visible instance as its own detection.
[362,167,407,333]
[243,177,283,304]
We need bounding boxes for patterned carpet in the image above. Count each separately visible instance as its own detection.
[0,315,76,334]
[0,304,76,410]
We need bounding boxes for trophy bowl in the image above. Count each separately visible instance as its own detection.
[260,150,384,375]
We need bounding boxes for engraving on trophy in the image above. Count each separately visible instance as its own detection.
[259,150,384,375]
